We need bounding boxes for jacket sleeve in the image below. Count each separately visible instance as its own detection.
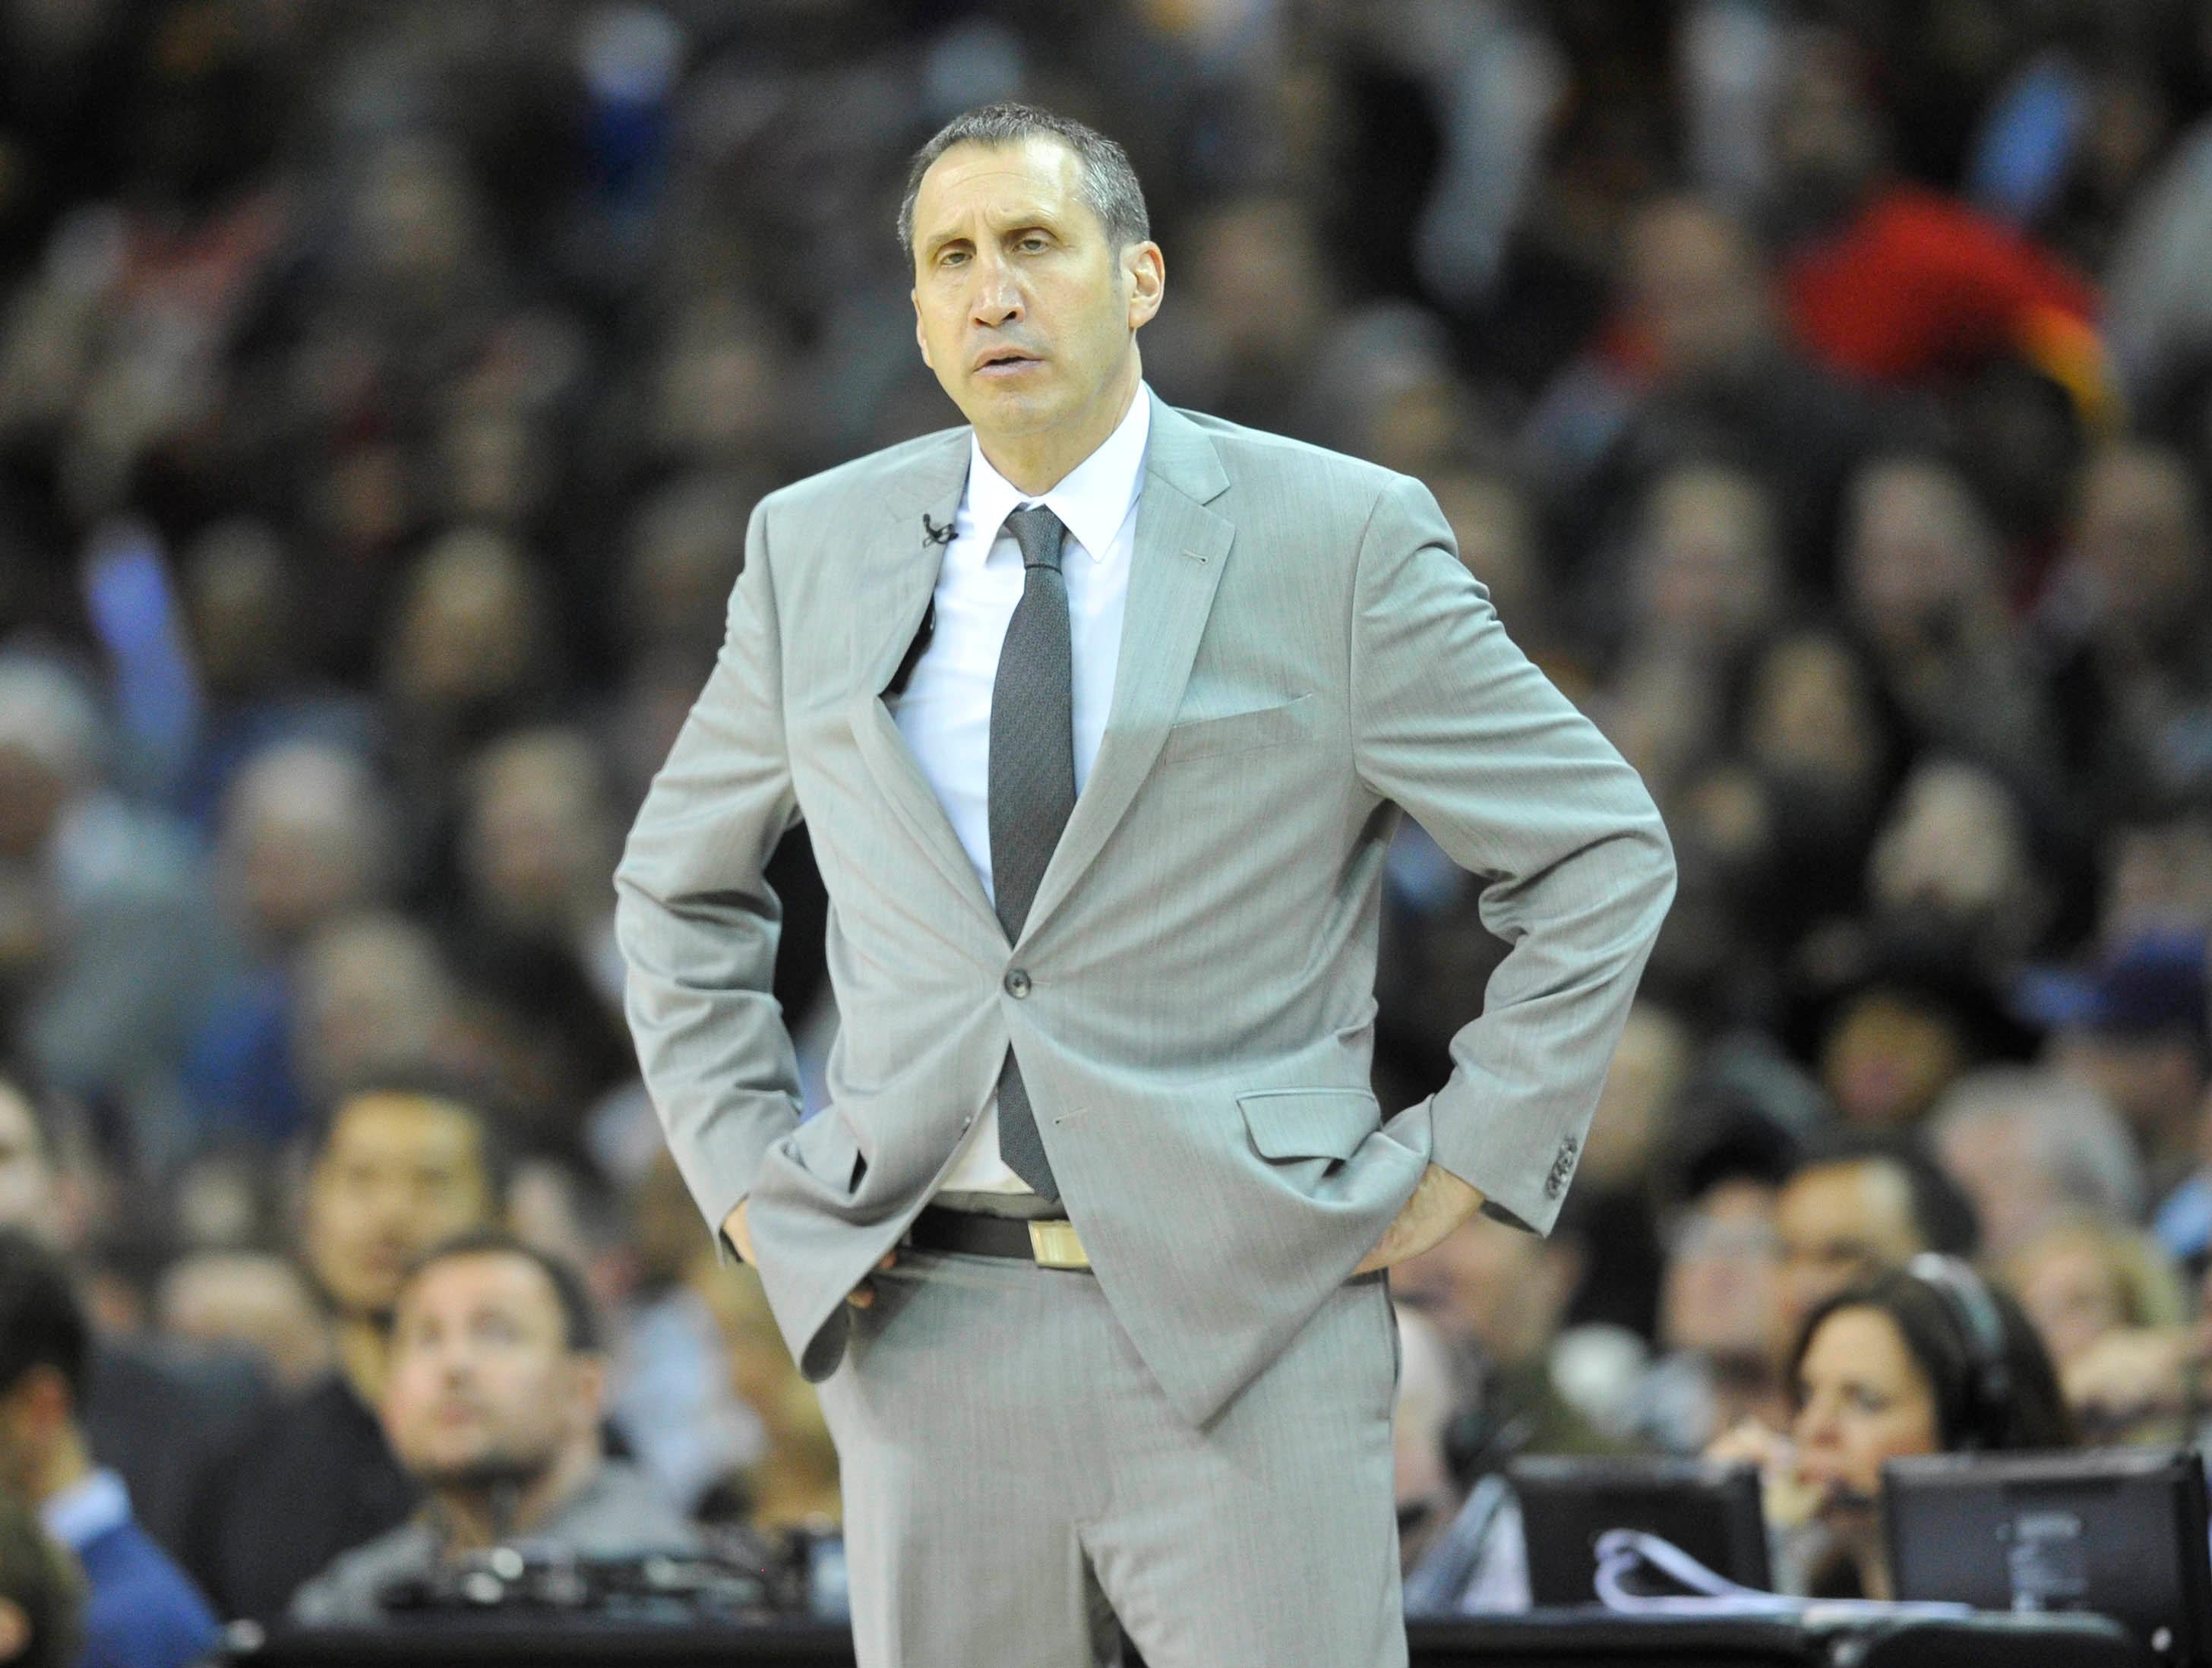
[1349,472,1676,1234]
[614,498,804,1247]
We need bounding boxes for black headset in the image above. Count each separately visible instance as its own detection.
[1905,1252,2013,1448]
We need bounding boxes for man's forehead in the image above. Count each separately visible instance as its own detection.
[1784,1159,1910,1222]
[918,137,1084,219]
[402,1253,554,1319]
[331,1094,478,1155]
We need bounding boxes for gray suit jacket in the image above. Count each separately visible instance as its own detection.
[615,392,1674,1426]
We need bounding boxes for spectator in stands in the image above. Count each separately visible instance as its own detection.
[1392,1303,1465,1575]
[156,1251,333,1393]
[379,529,561,834]
[2006,1212,2190,1379]
[2018,930,2212,1210]
[0,1230,218,1668]
[1771,30,2110,425]
[0,1491,82,1668]
[1394,1209,1633,1460]
[605,1152,763,1521]
[1774,1137,1980,1335]
[1717,1256,2074,1598]
[1806,946,2024,1135]
[169,517,377,839]
[2040,442,2212,811]
[203,1081,505,1620]
[1839,456,2060,798]
[1522,193,1878,599]
[291,1230,695,1623]
[1928,1066,2144,1259]
[694,1259,839,1536]
[442,727,634,1149]
[1863,757,2056,972]
[188,741,396,1146]
[0,655,235,1170]
[1592,463,1788,813]
[0,1067,268,1593]
[1642,1166,1790,1452]
[1556,1001,1692,1342]
[2060,1256,2212,1446]
[285,914,466,1111]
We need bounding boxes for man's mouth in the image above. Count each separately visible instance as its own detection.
[974,349,1042,374]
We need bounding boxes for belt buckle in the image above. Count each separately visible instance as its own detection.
[1028,1219,1089,1269]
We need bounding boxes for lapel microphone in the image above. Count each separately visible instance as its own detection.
[921,513,956,546]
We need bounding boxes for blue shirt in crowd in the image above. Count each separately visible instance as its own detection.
[44,1470,221,1668]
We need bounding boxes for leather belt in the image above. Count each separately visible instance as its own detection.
[905,1205,1092,1270]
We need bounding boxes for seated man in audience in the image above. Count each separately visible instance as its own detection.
[205,1079,506,1619]
[1392,1206,1635,1461]
[291,1230,697,1622]
[1776,1135,1980,1335]
[0,1230,219,1668]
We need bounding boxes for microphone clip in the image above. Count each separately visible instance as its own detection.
[921,513,956,547]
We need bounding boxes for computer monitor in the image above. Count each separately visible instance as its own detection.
[1885,1446,2212,1665]
[1508,1455,1771,1607]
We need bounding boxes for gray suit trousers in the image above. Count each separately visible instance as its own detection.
[818,1247,1406,1667]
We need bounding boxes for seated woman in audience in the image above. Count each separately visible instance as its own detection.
[2007,1212,2190,1382]
[1714,1255,2074,1598]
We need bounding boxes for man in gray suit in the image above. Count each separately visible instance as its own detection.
[616,103,1674,1666]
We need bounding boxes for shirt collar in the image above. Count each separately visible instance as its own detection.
[42,1469,131,1554]
[963,384,1152,564]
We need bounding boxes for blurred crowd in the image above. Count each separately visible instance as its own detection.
[2,0,2212,1651]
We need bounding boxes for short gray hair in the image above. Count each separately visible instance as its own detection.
[896,102,1149,261]
[1928,1066,2145,1222]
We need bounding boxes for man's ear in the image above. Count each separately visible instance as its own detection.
[913,295,933,368]
[1123,241,1165,331]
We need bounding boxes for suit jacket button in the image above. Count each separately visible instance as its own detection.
[1003,968,1032,998]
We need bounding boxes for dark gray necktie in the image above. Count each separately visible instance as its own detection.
[988,504,1073,1197]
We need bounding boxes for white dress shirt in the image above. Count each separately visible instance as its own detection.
[888,385,1152,1196]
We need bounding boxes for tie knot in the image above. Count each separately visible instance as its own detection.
[1003,505,1067,573]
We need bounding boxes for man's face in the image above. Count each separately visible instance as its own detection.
[1623,202,1770,381]
[1776,1160,1924,1331]
[1661,1179,1783,1358]
[382,1253,597,1490]
[2075,449,2202,634]
[909,136,1161,450]
[0,1090,55,1245]
[1932,1110,2057,1261]
[1393,1215,1569,1368]
[305,1095,496,1321]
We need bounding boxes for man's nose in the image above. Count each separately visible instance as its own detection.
[969,254,1022,327]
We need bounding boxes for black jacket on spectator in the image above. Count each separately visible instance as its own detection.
[200,1371,416,1622]
[86,1335,271,1600]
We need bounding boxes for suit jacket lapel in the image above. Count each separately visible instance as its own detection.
[845,434,1000,932]
[1020,396,1234,940]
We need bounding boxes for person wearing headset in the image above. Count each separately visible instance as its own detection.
[1711,1253,2075,1598]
